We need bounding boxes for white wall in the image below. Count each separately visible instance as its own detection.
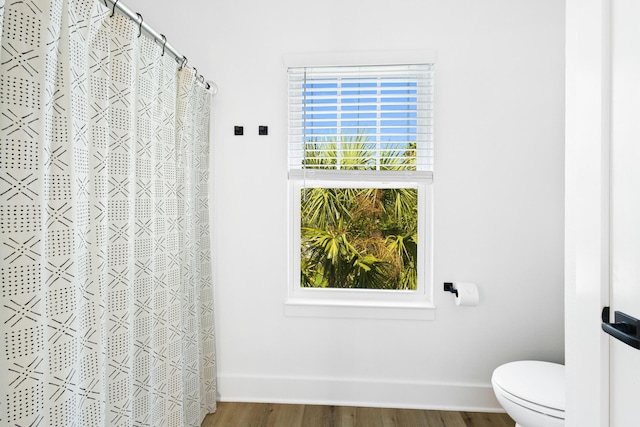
[136,0,565,411]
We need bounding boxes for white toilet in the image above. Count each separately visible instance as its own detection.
[491,360,565,427]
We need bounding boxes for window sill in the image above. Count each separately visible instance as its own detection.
[284,298,436,320]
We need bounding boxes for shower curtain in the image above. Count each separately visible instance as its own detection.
[0,1,216,426]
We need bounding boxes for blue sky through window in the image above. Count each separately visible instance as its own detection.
[302,79,419,143]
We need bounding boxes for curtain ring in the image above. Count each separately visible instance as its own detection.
[179,56,188,70]
[110,0,119,17]
[104,0,108,7]
[193,68,198,80]
[160,34,167,56]
[136,13,143,38]
[199,75,205,84]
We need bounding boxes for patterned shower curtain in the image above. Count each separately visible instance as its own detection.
[0,1,216,426]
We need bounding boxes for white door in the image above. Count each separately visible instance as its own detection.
[608,0,640,425]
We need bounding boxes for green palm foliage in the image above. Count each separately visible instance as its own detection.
[300,136,419,290]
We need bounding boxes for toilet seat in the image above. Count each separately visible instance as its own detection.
[493,379,565,420]
[492,361,565,420]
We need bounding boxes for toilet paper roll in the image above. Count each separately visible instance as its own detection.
[454,282,479,306]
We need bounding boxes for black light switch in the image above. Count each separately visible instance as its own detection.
[258,125,268,136]
[234,126,244,136]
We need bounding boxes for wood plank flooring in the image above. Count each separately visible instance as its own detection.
[201,402,515,427]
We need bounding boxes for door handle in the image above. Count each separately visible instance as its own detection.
[602,307,640,350]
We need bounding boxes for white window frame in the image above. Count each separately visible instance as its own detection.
[285,51,436,320]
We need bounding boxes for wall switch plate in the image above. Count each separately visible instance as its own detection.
[234,126,244,135]
[259,125,268,135]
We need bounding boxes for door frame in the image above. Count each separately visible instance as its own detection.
[565,0,611,426]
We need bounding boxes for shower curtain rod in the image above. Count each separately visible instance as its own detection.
[104,0,212,91]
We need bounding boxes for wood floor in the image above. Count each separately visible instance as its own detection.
[201,402,515,427]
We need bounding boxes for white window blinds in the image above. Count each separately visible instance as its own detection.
[288,64,434,172]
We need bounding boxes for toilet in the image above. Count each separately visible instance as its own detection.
[491,360,565,427]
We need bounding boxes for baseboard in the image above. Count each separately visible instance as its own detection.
[217,374,505,412]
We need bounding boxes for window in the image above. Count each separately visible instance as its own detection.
[286,53,435,319]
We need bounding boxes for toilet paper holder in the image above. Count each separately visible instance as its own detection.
[443,282,458,297]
